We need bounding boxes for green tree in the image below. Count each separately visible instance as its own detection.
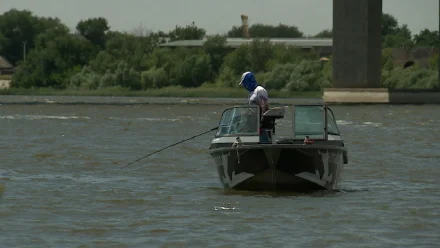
[144,47,179,73]
[413,29,439,47]
[396,24,412,40]
[382,65,439,89]
[264,63,296,90]
[222,44,252,75]
[286,60,328,91]
[168,22,206,41]
[89,32,157,73]
[215,66,238,87]
[248,38,274,73]
[203,35,230,75]
[0,9,65,64]
[381,13,399,37]
[69,65,101,90]
[227,23,303,38]
[144,47,203,85]
[4,8,440,92]
[250,23,303,38]
[383,24,414,48]
[381,48,394,71]
[226,26,243,38]
[76,17,110,48]
[222,39,274,75]
[260,60,328,92]
[267,44,318,70]
[114,61,142,90]
[12,26,96,89]
[0,32,6,52]
[99,70,117,88]
[176,53,212,87]
[141,67,168,89]
[313,29,332,38]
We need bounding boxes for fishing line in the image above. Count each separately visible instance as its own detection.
[120,127,218,169]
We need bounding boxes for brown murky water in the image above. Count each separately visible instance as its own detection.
[0,97,439,247]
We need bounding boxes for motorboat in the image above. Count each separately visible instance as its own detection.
[208,103,348,192]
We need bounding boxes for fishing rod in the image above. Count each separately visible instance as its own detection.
[120,126,218,169]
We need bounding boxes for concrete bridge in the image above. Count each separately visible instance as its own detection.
[325,0,440,104]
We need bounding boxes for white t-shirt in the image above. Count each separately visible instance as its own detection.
[248,86,269,108]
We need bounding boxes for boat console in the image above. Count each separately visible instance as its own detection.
[260,107,286,143]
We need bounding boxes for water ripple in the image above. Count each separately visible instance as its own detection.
[0,103,439,247]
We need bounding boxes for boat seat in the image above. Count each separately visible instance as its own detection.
[263,107,285,119]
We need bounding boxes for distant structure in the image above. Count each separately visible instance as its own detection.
[159,38,331,48]
[158,38,437,69]
[159,37,333,57]
[0,56,14,75]
[241,15,250,39]
[392,47,438,69]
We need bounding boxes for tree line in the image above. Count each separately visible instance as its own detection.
[0,9,438,91]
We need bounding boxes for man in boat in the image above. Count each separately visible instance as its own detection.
[239,71,271,142]
[239,71,269,113]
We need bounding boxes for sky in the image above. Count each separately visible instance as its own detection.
[0,0,438,36]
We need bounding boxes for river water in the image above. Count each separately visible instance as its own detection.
[0,97,439,248]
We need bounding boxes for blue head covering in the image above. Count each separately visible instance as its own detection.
[239,71,258,92]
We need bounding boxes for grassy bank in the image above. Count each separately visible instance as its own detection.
[0,86,323,98]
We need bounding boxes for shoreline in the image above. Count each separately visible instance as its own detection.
[1,94,440,106]
[0,95,324,106]
[1,88,440,105]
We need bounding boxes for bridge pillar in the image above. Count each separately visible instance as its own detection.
[331,0,382,88]
[324,0,440,104]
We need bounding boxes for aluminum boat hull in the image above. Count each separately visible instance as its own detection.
[209,144,346,192]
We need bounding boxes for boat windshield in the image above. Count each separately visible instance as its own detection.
[293,105,341,139]
[326,108,340,135]
[216,106,259,136]
[293,105,326,139]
